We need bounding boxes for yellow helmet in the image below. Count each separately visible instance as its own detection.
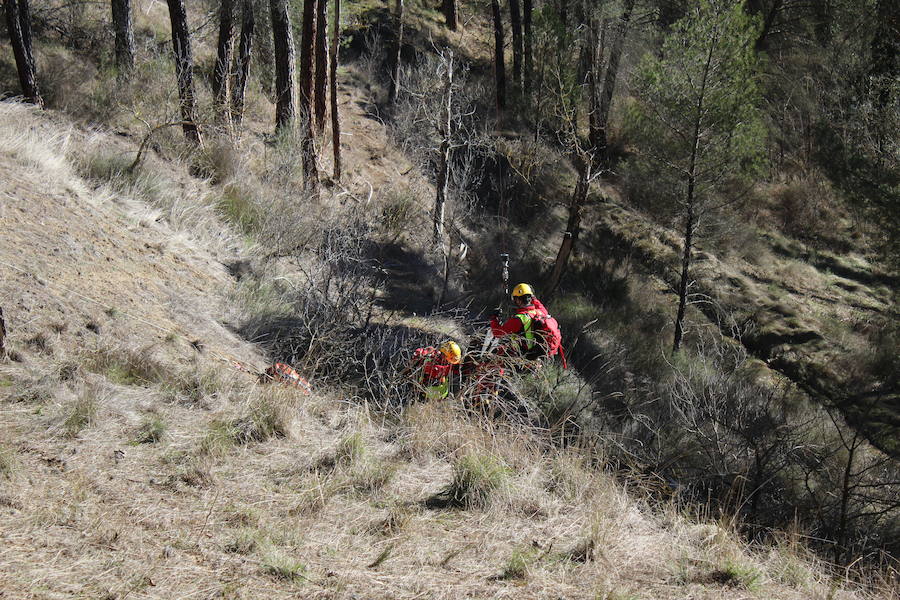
[439,341,462,364]
[512,283,534,298]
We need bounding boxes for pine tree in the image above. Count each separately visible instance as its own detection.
[629,0,766,353]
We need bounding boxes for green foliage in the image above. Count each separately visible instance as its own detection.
[628,0,767,212]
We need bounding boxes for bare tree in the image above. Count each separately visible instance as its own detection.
[166,0,201,143]
[299,0,320,189]
[111,0,135,79]
[441,0,457,31]
[0,306,6,358]
[591,0,635,160]
[523,0,532,96]
[491,0,506,111]
[4,0,42,106]
[330,0,342,180]
[231,0,255,126]
[545,152,594,297]
[433,51,454,242]
[212,0,235,126]
[388,0,403,104]
[270,0,296,129]
[314,0,328,133]
[509,0,523,91]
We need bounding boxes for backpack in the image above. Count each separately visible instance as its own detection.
[525,313,564,364]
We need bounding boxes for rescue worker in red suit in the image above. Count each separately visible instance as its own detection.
[409,341,462,400]
[489,283,550,360]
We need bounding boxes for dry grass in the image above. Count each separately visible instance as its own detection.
[0,41,893,600]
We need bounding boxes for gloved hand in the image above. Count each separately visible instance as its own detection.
[489,307,503,321]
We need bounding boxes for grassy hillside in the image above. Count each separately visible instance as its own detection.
[0,102,887,599]
[1,0,898,597]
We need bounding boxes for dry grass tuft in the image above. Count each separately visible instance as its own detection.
[134,414,167,444]
[433,452,512,510]
[0,444,18,479]
[261,547,308,582]
[60,384,101,437]
[231,387,301,444]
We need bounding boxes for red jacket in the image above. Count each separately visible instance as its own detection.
[490,298,549,338]
[412,347,459,383]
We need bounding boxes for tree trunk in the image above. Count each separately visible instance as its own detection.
[212,0,235,125]
[546,157,589,297]
[509,0,523,91]
[271,0,296,130]
[4,0,42,106]
[111,0,135,79]
[314,0,328,134]
[299,0,320,190]
[330,0,342,180]
[491,0,506,111]
[388,0,403,104]
[671,194,695,354]
[441,0,457,31]
[0,306,6,357]
[434,52,453,243]
[231,0,255,126]
[595,0,634,160]
[587,18,606,152]
[166,0,201,143]
[523,0,532,97]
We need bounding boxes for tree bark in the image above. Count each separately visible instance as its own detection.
[594,0,634,160]
[388,0,403,104]
[491,0,506,111]
[299,0,320,190]
[166,0,201,143]
[587,17,606,153]
[509,0,523,91]
[212,0,235,125]
[111,0,135,79]
[671,193,695,354]
[523,0,532,96]
[0,306,6,358]
[314,0,328,134]
[434,52,453,243]
[4,0,42,106]
[271,0,296,130]
[330,0,341,180]
[441,0,457,31]
[545,157,589,297]
[231,0,255,126]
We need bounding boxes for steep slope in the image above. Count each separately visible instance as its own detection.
[0,102,882,599]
